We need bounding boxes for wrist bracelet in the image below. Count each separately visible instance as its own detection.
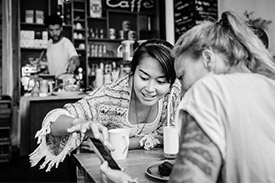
[139,134,160,150]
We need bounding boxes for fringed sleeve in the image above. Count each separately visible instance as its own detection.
[29,108,84,172]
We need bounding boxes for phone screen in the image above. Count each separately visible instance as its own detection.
[89,137,121,170]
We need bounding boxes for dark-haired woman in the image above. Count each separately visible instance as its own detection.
[29,39,181,173]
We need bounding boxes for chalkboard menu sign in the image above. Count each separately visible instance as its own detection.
[174,0,218,41]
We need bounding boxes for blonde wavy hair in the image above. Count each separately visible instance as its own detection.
[172,11,275,79]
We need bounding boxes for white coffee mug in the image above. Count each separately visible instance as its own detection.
[116,40,135,61]
[109,128,131,160]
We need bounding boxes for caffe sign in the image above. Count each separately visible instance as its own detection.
[106,0,154,12]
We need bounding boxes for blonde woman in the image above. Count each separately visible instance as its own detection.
[100,11,275,183]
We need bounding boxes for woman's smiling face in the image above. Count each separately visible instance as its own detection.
[133,56,170,106]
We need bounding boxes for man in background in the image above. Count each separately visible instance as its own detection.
[44,14,80,77]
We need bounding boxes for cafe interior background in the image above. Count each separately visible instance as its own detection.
[0,0,274,182]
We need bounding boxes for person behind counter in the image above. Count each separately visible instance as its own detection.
[29,39,181,173]
[44,14,80,77]
[99,11,275,183]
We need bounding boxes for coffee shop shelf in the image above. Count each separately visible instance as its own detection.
[20,47,44,51]
[76,48,86,52]
[88,38,122,42]
[74,38,85,41]
[87,17,107,21]
[16,0,162,102]
[19,94,87,156]
[20,22,45,27]
[74,28,86,31]
[74,9,85,13]
[88,56,122,60]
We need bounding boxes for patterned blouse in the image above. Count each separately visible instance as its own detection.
[29,74,182,172]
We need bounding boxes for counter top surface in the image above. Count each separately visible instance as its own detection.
[20,92,88,101]
[73,148,168,183]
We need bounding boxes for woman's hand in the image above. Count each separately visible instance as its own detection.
[66,63,76,73]
[100,161,138,183]
[67,119,113,150]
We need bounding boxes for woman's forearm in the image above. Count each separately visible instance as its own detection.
[50,115,75,136]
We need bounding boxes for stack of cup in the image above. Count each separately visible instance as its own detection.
[118,20,136,40]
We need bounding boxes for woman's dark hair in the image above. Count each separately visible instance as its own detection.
[129,39,176,85]
[44,14,63,28]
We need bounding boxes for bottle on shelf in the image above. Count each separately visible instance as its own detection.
[77,67,84,89]
[30,74,40,97]
[90,64,96,77]
[94,44,98,57]
[95,28,99,39]
[95,63,104,87]
[98,44,102,57]
[57,4,64,24]
[87,44,90,56]
[111,62,119,81]
[100,29,104,39]
[102,44,107,57]
[90,28,95,38]
[91,44,95,56]
[64,6,71,25]
[104,63,112,84]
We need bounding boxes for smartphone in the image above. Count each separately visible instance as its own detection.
[89,137,121,170]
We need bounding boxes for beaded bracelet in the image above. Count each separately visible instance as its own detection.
[139,134,160,150]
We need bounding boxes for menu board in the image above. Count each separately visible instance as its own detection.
[174,0,218,41]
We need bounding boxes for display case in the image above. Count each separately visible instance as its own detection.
[18,0,163,94]
[86,0,161,90]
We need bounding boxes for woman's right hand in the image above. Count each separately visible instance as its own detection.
[67,119,112,149]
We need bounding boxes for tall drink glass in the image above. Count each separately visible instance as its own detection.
[163,88,179,159]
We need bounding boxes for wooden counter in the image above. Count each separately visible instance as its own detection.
[73,148,166,183]
[19,93,87,156]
